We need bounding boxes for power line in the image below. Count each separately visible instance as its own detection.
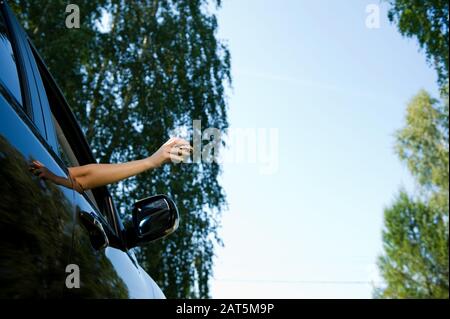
[214,279,382,285]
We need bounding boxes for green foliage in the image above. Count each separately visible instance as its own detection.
[377,192,448,298]
[377,89,449,298]
[10,0,230,298]
[386,0,449,87]
[396,88,449,210]
[378,0,449,299]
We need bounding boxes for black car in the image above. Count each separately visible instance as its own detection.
[0,1,179,298]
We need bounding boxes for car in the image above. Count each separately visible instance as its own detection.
[0,1,179,298]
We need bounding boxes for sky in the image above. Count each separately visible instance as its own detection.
[209,0,440,299]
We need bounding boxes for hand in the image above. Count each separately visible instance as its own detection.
[29,160,55,180]
[148,137,192,168]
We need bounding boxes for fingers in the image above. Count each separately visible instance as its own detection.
[179,144,193,151]
[169,147,191,157]
[165,137,192,149]
[165,137,182,146]
[35,160,44,167]
[164,137,193,163]
[31,160,44,168]
[29,160,45,172]
[28,161,40,175]
[27,162,48,178]
[164,137,176,146]
[168,145,191,163]
[155,138,194,165]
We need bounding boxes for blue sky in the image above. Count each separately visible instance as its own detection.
[209,0,440,298]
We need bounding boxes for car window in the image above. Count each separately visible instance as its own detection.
[0,10,23,106]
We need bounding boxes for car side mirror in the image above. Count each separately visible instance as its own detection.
[126,195,179,248]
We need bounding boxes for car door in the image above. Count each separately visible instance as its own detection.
[0,3,75,298]
[25,28,163,299]
[38,78,160,299]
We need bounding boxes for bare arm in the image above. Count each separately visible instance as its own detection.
[30,137,191,192]
[29,160,84,193]
[68,158,154,190]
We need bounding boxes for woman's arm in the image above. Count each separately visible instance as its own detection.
[30,137,191,192]
[29,160,84,193]
[68,158,154,190]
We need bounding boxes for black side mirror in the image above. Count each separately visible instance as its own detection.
[126,195,179,248]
